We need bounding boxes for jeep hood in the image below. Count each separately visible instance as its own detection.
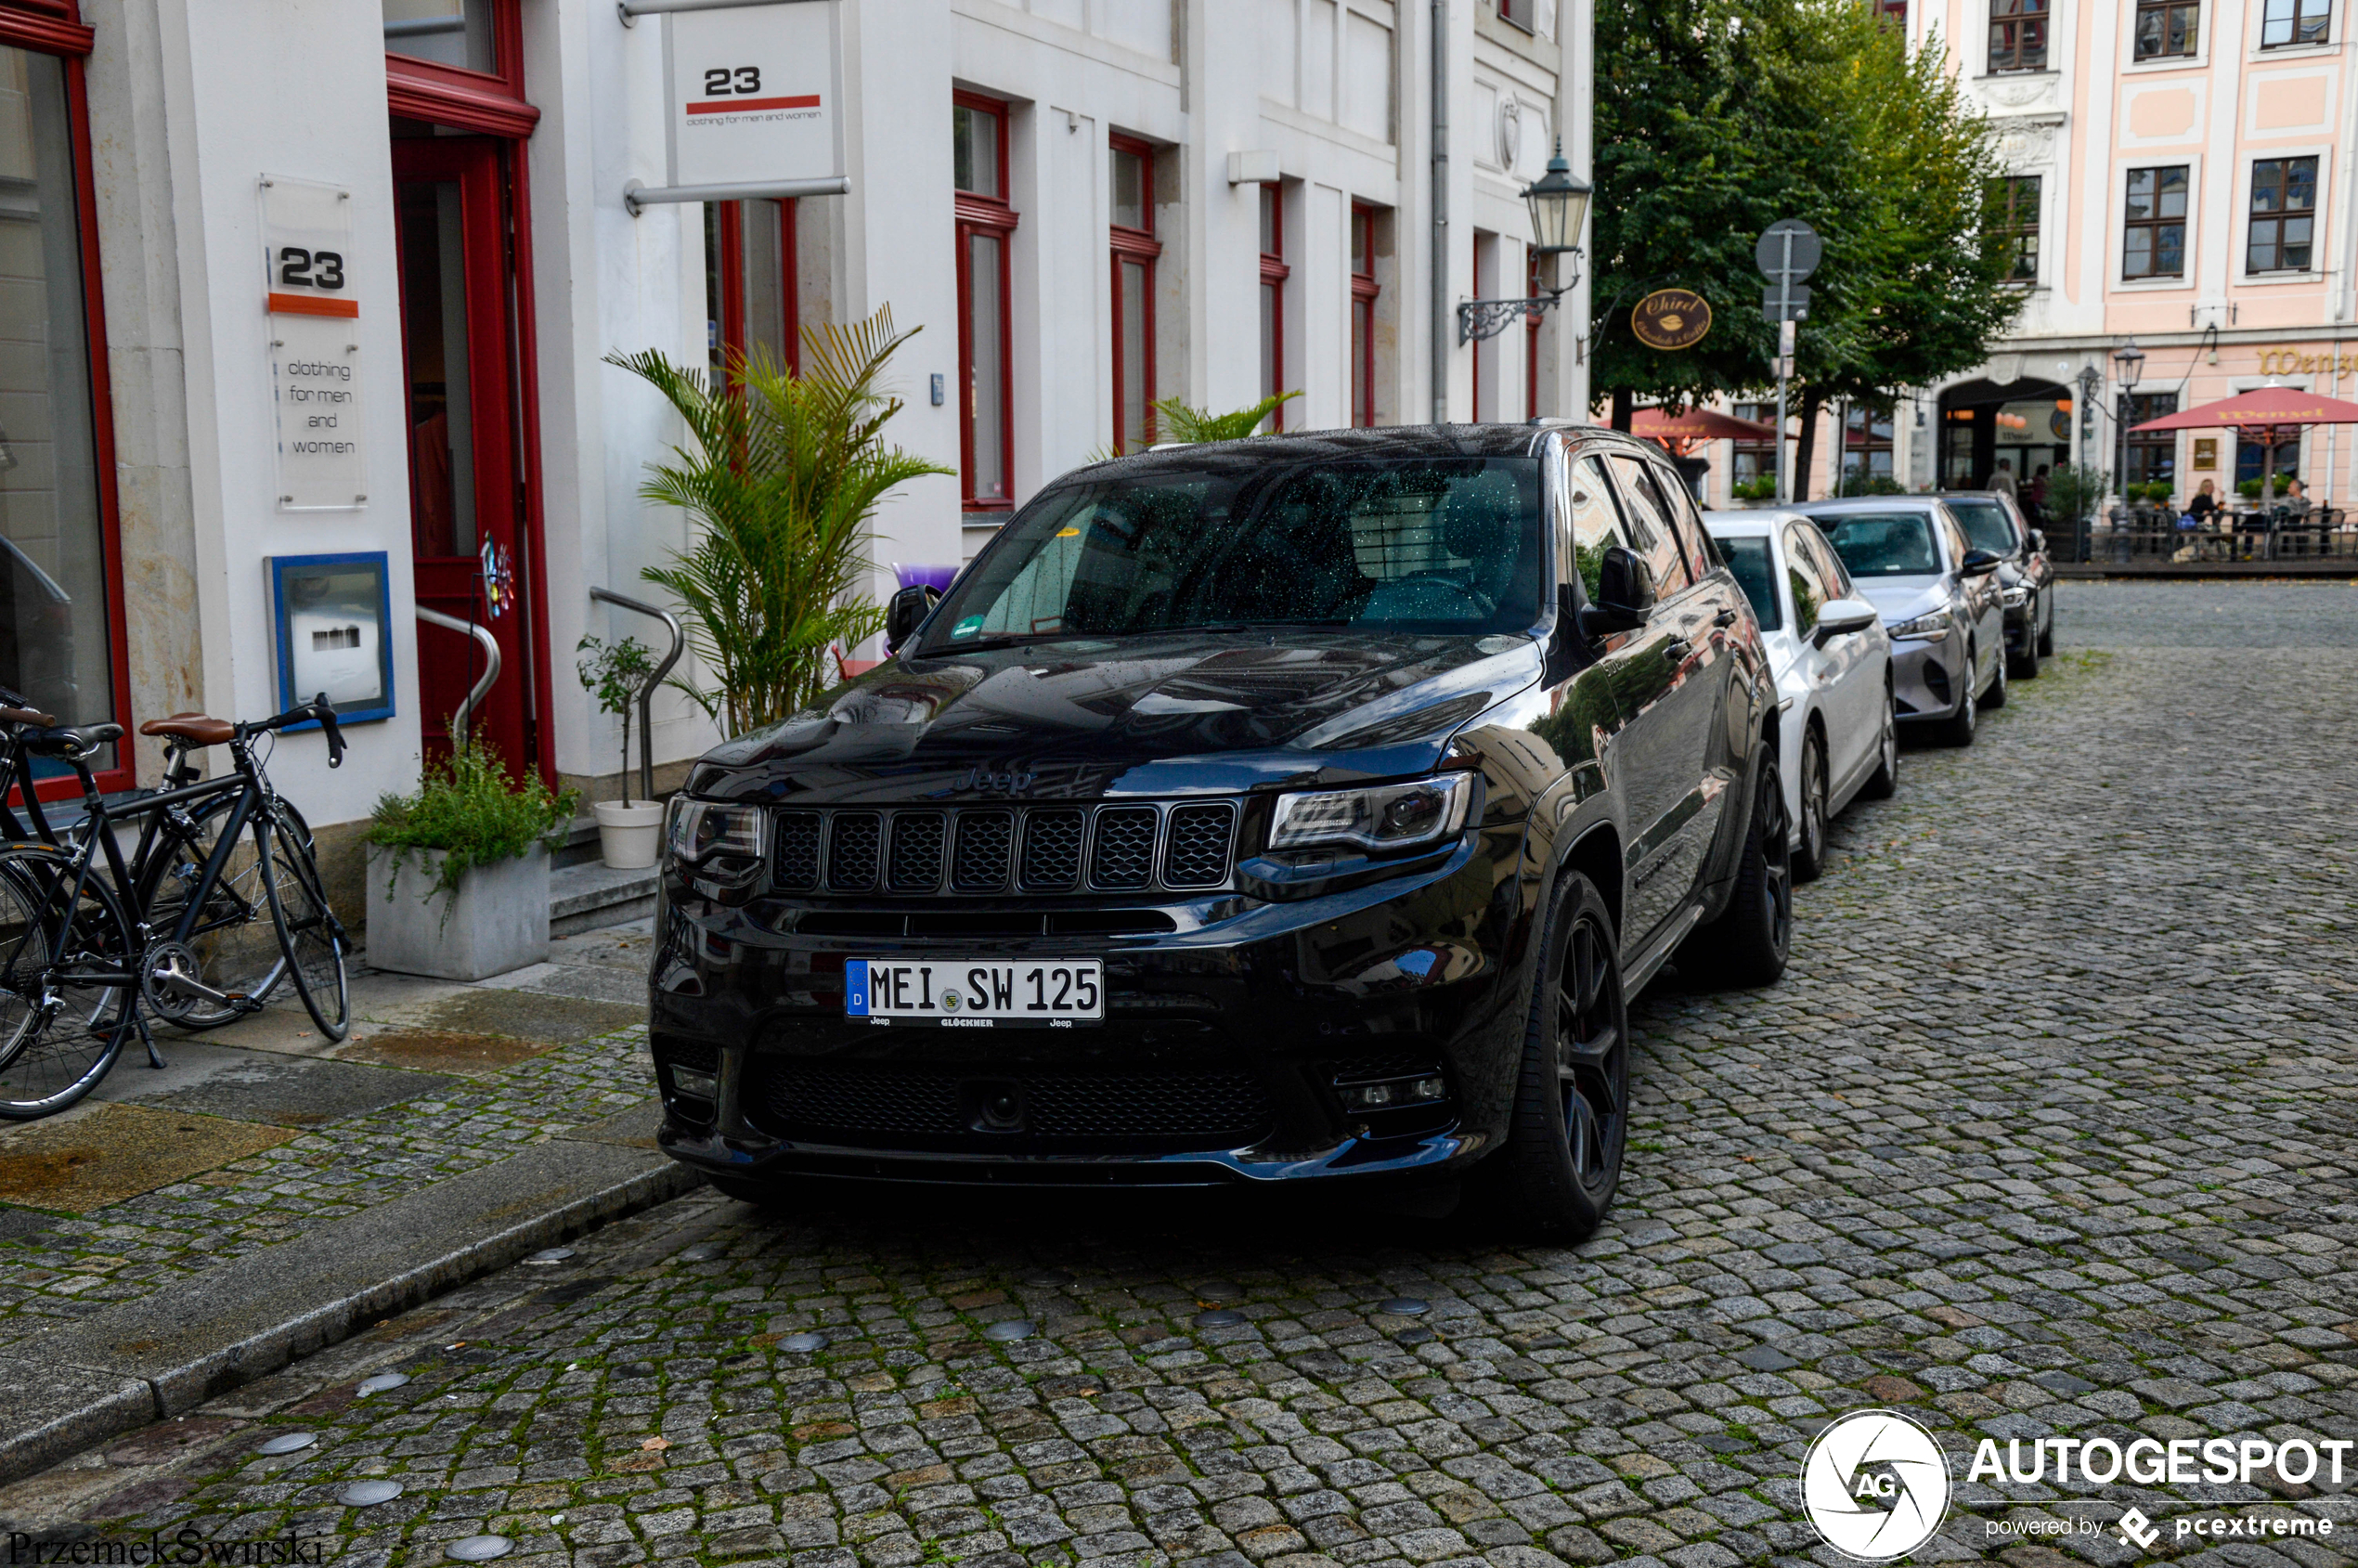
[684,629,1544,803]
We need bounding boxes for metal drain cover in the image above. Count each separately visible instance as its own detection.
[447,1537,512,1562]
[1379,1298,1430,1316]
[255,1432,317,1456]
[779,1332,829,1353]
[982,1319,1035,1342]
[356,1373,409,1397]
[1194,1309,1246,1328]
[525,1247,575,1263]
[338,1480,404,1507]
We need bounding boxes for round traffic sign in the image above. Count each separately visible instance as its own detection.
[1756,219,1821,280]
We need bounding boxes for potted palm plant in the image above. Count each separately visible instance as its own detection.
[577,633,662,868]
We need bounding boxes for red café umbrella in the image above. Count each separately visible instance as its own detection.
[2131,384,2358,505]
[1630,406,1778,458]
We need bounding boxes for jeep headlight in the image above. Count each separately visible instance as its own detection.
[667,798,768,874]
[1268,773,1474,853]
[1885,612,1952,642]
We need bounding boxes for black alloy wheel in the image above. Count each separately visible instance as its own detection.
[1933,645,1978,745]
[1678,753,1792,989]
[1860,680,1899,799]
[1493,872,1627,1239]
[1793,730,1830,883]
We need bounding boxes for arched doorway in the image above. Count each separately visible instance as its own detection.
[1936,376,2074,491]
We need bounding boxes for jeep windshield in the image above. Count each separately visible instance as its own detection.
[919,456,1546,654]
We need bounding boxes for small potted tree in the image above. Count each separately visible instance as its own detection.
[577,633,663,868]
[366,741,578,980]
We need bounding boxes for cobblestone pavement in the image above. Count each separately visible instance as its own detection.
[2,584,2353,1568]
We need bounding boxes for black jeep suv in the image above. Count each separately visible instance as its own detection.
[650,426,1788,1236]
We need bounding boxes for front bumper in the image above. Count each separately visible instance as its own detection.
[1888,635,1966,721]
[647,828,1532,1188]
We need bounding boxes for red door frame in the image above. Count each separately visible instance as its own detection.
[1259,184,1289,430]
[387,6,554,788]
[953,90,1017,512]
[0,0,134,801]
[714,198,800,377]
[1108,135,1159,454]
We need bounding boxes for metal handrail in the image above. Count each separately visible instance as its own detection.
[417,606,500,745]
[590,587,684,804]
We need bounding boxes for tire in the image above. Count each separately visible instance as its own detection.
[0,849,136,1121]
[1860,680,1899,800]
[2037,605,2055,657]
[1792,729,1830,884]
[1978,639,2008,708]
[134,797,309,1030]
[1489,871,1627,1240]
[258,810,350,1041]
[2010,607,2041,680]
[1677,753,1793,990]
[1932,648,1978,746]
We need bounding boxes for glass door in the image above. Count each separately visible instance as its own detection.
[393,134,530,773]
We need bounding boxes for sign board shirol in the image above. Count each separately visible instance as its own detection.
[262,175,364,512]
[666,1,845,188]
[1632,289,1712,352]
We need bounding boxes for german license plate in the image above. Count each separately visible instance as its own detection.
[846,959,1105,1028]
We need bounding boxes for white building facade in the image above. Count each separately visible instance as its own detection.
[13,0,1590,913]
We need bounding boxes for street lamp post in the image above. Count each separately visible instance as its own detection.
[2074,364,2102,564]
[2112,338,2146,523]
[1457,140,1592,348]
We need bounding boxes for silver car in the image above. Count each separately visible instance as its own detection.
[1801,497,2006,746]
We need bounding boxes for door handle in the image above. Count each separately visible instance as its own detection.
[1713,607,1739,628]
[1664,640,1691,663]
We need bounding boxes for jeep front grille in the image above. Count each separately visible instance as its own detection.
[780,801,1237,896]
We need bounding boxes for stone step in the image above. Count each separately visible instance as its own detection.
[551,858,658,937]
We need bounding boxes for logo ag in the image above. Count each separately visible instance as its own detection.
[1799,1409,1954,1562]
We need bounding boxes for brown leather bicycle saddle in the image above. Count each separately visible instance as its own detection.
[140,712,236,745]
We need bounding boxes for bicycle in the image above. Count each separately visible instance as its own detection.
[0,695,351,1121]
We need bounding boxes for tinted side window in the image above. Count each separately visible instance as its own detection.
[1605,454,1692,595]
[1801,525,1853,598]
[1652,460,1716,579]
[1782,526,1829,636]
[1565,454,1630,601]
[1938,512,1971,569]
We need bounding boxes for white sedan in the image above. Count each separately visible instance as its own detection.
[1704,511,1898,882]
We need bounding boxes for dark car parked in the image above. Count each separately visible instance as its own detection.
[1939,490,2056,679]
[649,426,1789,1237]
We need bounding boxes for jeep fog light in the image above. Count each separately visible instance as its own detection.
[1339,1075,1449,1111]
[670,1068,719,1099]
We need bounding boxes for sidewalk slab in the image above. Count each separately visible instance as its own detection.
[0,1359,155,1485]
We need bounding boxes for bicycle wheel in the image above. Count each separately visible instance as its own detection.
[134,797,310,1030]
[257,810,349,1041]
[0,847,136,1121]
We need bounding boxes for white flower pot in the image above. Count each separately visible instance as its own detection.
[366,843,550,981]
[594,799,665,869]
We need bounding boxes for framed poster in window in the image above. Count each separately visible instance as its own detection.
[267,551,395,725]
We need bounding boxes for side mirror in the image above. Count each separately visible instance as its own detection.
[2028,528,2047,554]
[1959,549,2002,577]
[1578,546,1656,637]
[885,584,940,652]
[1811,597,1880,649]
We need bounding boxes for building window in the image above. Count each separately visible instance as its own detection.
[2126,393,2178,486]
[1260,183,1289,431]
[1351,204,1380,427]
[1991,175,2041,282]
[382,0,532,129]
[384,0,496,73]
[2134,0,2200,56]
[1731,402,1778,486]
[1989,0,2049,71]
[705,198,797,380]
[0,27,126,792]
[2123,165,2189,279]
[1842,406,1896,491]
[1874,0,1908,24]
[954,92,1017,509]
[1498,0,1536,29]
[1108,136,1160,455]
[2261,0,2330,45]
[2248,156,2318,273]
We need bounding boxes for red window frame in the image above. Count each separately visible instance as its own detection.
[1525,250,1543,419]
[1351,205,1380,428]
[1108,135,1160,454]
[712,198,800,377]
[954,90,1017,510]
[1260,184,1289,430]
[386,0,539,137]
[0,0,134,800]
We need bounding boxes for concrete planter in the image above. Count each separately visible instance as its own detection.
[366,843,550,981]
[593,800,664,869]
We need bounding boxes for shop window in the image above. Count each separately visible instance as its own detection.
[954,92,1017,509]
[2135,0,2200,56]
[2248,157,2317,274]
[1351,204,1380,427]
[1991,175,2041,283]
[2123,165,2188,279]
[2126,393,2179,486]
[705,198,797,380]
[1109,136,1160,454]
[0,25,127,792]
[382,0,533,133]
[383,0,493,73]
[2261,0,2329,45]
[1842,406,1896,491]
[1989,0,2048,71]
[1260,184,1289,431]
[1731,402,1778,486]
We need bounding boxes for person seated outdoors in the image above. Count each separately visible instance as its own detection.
[2281,478,2313,520]
[2187,478,2220,525]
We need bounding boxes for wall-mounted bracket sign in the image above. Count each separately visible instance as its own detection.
[1631,289,1713,352]
[267,551,395,726]
[261,175,365,512]
[617,0,851,214]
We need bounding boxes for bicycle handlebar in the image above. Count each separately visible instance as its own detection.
[243,693,346,768]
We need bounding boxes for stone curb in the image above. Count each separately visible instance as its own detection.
[0,1101,696,1484]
